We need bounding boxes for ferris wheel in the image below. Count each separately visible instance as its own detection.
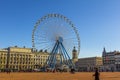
[32,13,80,56]
[32,14,80,69]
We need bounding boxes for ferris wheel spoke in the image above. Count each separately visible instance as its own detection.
[34,37,50,41]
[34,39,49,43]
[63,37,77,40]
[35,42,54,45]
[35,40,54,45]
[35,33,49,38]
[36,44,53,51]
[34,36,54,40]
[35,35,46,38]
[35,43,52,48]
[34,36,51,40]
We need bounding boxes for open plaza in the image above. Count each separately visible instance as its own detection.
[0,72,120,80]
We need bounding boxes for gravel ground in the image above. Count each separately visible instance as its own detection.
[0,72,120,80]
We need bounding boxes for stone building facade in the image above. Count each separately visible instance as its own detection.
[75,57,102,72]
[72,47,78,63]
[114,52,120,71]
[0,46,67,72]
[0,49,8,71]
[102,47,120,71]
[0,47,50,71]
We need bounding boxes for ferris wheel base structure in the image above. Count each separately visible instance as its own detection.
[45,37,75,71]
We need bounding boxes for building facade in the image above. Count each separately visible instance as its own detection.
[0,46,64,72]
[114,52,120,71]
[102,47,120,71]
[0,47,48,71]
[72,47,78,63]
[0,49,8,71]
[75,57,102,72]
[102,48,115,65]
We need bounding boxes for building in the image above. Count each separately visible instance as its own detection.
[102,47,115,71]
[102,48,115,65]
[0,46,66,72]
[0,49,8,71]
[72,47,78,63]
[75,57,102,72]
[114,52,120,71]
[102,47,120,71]
[0,46,50,71]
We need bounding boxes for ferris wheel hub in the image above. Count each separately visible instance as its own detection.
[56,36,63,43]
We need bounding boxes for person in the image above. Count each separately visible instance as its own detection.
[70,68,75,74]
[93,68,100,80]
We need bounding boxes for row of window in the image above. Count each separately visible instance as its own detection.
[9,62,34,64]
[0,53,49,57]
[0,57,49,60]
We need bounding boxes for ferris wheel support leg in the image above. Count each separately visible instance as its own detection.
[59,43,69,65]
[61,47,71,66]
[59,47,63,65]
[48,41,61,70]
[47,41,58,67]
[52,43,59,70]
[61,43,75,68]
[59,45,66,65]
[60,43,71,66]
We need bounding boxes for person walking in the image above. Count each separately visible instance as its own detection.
[93,68,100,80]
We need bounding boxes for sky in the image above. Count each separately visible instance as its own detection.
[0,0,120,58]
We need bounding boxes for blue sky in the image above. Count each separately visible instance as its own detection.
[0,0,120,58]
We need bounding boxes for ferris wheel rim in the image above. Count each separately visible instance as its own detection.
[32,13,80,55]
